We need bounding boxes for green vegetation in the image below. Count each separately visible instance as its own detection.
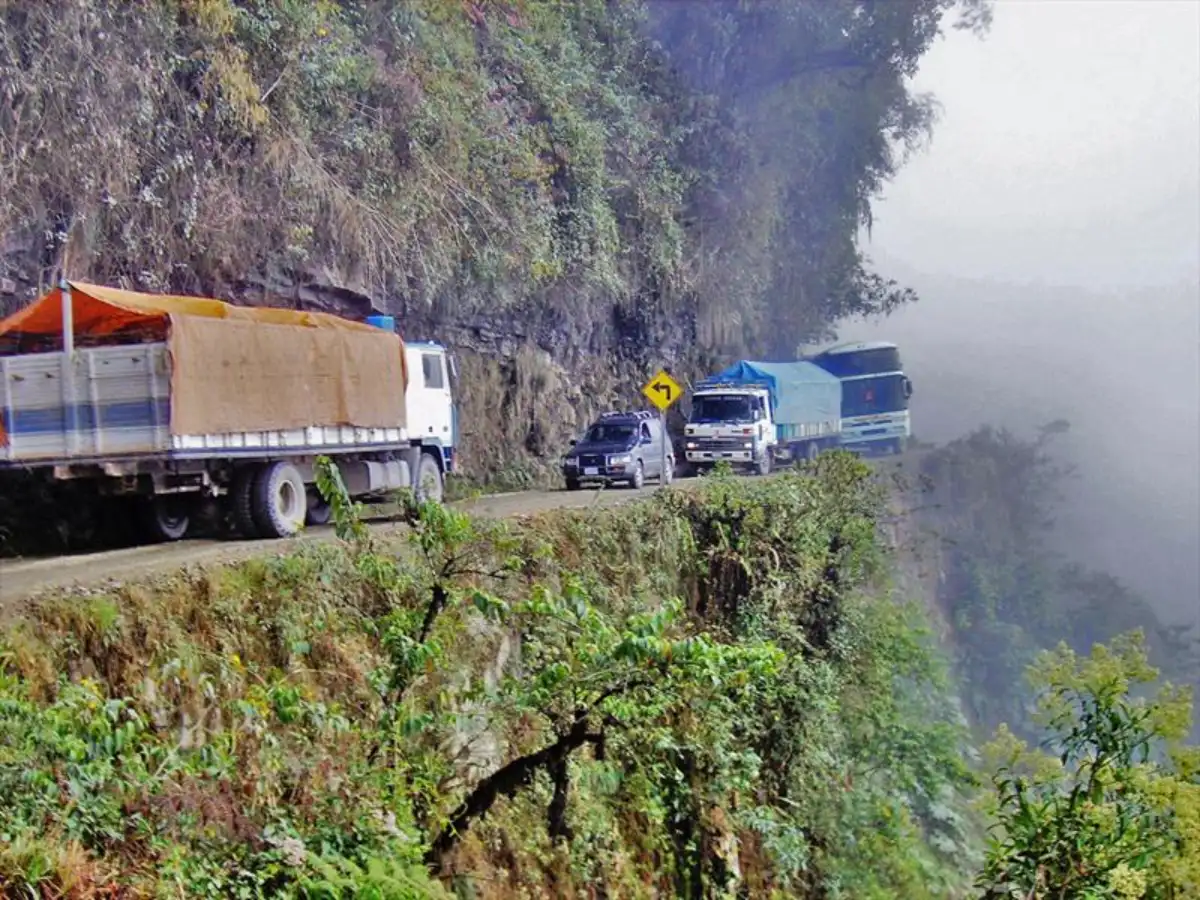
[1,454,983,897]
[2,447,1195,897]
[916,425,1200,738]
[0,0,988,339]
[976,632,1200,898]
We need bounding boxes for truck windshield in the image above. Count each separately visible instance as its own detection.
[841,375,909,417]
[812,346,902,377]
[586,423,636,443]
[691,395,754,424]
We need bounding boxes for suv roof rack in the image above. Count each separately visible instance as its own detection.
[598,409,658,421]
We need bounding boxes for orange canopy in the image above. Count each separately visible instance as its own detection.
[0,282,410,449]
[0,281,389,340]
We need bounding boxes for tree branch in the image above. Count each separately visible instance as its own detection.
[426,714,604,865]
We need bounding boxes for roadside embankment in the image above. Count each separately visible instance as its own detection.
[0,452,979,898]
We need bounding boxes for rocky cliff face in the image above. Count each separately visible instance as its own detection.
[0,0,986,480]
[0,252,706,481]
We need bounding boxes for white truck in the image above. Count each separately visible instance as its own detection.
[0,281,457,542]
[683,360,843,475]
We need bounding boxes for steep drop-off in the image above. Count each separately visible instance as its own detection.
[0,455,984,898]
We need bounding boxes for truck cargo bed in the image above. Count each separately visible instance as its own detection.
[0,344,406,467]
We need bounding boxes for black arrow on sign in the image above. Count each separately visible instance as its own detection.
[652,381,673,402]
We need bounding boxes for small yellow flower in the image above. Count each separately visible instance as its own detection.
[1107,862,1147,899]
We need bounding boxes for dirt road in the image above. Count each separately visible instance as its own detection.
[0,480,687,605]
[0,449,927,606]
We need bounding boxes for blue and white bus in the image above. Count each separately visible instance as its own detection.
[808,340,913,455]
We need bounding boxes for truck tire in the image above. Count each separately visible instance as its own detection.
[756,453,772,476]
[306,487,333,526]
[662,457,674,486]
[806,441,820,462]
[252,461,307,538]
[415,451,444,504]
[565,477,582,492]
[139,495,192,543]
[230,466,260,538]
[630,461,645,490]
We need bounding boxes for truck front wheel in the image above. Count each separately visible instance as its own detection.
[756,453,772,476]
[415,451,444,504]
[252,461,308,538]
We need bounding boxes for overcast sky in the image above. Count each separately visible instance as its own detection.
[870,0,1200,288]
[851,0,1200,626]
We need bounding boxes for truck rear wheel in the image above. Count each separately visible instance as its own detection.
[306,487,333,526]
[252,461,307,538]
[229,466,260,538]
[140,495,192,543]
[806,441,820,462]
[415,451,444,504]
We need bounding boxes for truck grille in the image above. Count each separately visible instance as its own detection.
[699,438,749,451]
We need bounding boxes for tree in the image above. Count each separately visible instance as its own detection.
[424,582,783,868]
[976,631,1200,899]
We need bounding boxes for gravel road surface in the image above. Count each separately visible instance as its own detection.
[0,451,926,607]
[0,480,689,605]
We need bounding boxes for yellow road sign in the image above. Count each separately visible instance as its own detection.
[642,368,683,412]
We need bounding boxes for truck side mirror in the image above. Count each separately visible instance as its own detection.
[904,377,913,399]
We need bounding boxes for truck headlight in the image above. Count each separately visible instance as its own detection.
[562,457,578,468]
[686,441,697,449]
[609,454,632,465]
[743,441,753,449]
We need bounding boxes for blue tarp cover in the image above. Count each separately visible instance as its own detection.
[705,360,842,428]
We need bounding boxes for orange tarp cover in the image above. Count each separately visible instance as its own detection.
[0,282,408,444]
[0,281,392,338]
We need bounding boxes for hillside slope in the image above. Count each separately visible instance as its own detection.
[0,0,989,482]
[0,455,983,898]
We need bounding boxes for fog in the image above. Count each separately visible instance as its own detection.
[847,0,1200,625]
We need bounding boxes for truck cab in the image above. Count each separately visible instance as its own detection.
[807,340,912,456]
[683,383,777,475]
[403,340,457,476]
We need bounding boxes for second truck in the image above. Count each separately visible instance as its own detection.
[683,360,843,474]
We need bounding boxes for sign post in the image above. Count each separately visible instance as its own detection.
[641,368,683,487]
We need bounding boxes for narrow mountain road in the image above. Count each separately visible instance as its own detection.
[0,451,926,607]
[0,479,694,606]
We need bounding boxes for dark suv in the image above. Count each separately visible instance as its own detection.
[561,411,674,490]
